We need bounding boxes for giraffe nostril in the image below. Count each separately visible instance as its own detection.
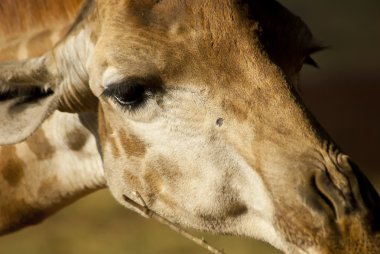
[313,170,341,219]
[313,169,356,220]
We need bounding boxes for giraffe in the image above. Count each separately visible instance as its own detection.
[0,0,379,253]
[0,0,105,234]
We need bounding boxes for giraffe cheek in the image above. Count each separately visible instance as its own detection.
[118,129,147,158]
[123,170,144,193]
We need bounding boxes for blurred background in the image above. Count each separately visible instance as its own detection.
[0,1,379,253]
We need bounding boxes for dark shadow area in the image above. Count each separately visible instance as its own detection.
[301,84,380,191]
[279,0,380,191]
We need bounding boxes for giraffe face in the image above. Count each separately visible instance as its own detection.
[85,1,337,251]
[1,0,379,253]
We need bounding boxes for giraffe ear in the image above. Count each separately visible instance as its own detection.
[0,56,59,145]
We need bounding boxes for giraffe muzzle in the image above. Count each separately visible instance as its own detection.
[313,155,380,223]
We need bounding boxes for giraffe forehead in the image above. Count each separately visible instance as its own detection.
[97,0,316,81]
[99,0,256,56]
[96,25,257,90]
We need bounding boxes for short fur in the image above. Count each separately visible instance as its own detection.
[0,0,83,39]
[0,1,379,253]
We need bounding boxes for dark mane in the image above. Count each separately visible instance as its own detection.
[0,0,84,39]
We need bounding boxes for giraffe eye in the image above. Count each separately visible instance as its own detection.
[103,83,149,109]
[101,76,163,110]
[113,84,147,107]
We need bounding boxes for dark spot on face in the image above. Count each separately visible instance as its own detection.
[97,104,107,143]
[216,117,224,127]
[143,169,163,205]
[98,103,118,156]
[124,170,143,191]
[226,202,248,217]
[119,129,147,157]
[109,136,121,158]
[0,146,25,186]
[152,156,182,180]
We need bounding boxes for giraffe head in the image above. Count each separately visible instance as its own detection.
[0,0,379,253]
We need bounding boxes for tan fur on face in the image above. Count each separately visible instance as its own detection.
[0,0,379,253]
[89,1,379,253]
[119,129,147,157]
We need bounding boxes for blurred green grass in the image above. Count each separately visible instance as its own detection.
[0,190,281,254]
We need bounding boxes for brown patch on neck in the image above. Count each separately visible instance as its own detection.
[38,176,59,197]
[26,128,55,160]
[0,146,25,187]
[0,0,83,39]
[119,129,147,157]
[65,128,90,151]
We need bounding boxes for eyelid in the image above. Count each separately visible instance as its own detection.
[101,76,165,103]
[101,82,131,98]
[102,67,125,89]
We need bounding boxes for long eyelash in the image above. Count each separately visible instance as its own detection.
[102,76,163,98]
[101,76,164,113]
[114,97,149,113]
[101,83,131,99]
[101,84,152,113]
[0,86,53,103]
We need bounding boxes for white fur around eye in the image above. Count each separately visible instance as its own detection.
[124,96,162,123]
[105,91,162,123]
[102,67,125,88]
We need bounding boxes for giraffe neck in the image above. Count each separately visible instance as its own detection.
[0,111,105,234]
[0,0,84,62]
[0,26,70,62]
[0,0,83,43]
[0,1,105,233]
